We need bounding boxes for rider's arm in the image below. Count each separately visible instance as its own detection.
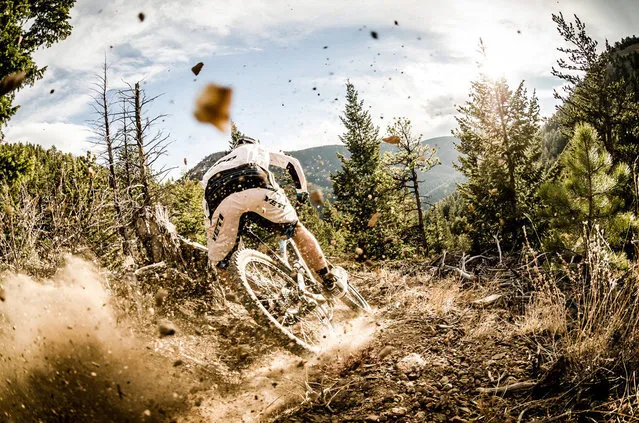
[269,151,308,194]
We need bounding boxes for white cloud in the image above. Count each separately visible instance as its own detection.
[5,122,94,155]
[4,0,637,175]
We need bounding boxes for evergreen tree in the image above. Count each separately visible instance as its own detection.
[0,142,33,185]
[383,117,439,253]
[454,73,543,250]
[552,14,639,166]
[540,123,636,256]
[425,192,472,253]
[164,178,206,244]
[331,82,400,258]
[0,0,75,133]
[228,121,244,150]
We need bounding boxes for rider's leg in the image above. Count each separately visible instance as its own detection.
[291,222,345,296]
[291,222,329,273]
[205,192,249,267]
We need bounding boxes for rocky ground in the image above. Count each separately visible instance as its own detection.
[131,262,554,422]
[0,258,605,422]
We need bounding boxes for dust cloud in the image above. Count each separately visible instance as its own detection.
[0,257,188,422]
[196,310,378,422]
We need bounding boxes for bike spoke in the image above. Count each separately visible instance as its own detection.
[298,321,312,346]
[240,255,336,351]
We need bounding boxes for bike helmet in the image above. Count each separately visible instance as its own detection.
[236,135,257,146]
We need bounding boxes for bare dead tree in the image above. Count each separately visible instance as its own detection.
[115,81,174,263]
[116,81,172,207]
[89,58,130,254]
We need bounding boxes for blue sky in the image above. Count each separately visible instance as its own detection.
[5,0,639,178]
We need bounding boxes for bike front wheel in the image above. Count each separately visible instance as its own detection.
[229,248,333,355]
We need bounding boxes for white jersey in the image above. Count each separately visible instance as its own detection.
[201,144,308,193]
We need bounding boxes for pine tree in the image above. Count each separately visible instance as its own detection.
[228,121,244,150]
[540,123,636,256]
[0,0,75,134]
[331,82,399,258]
[552,14,639,166]
[383,117,439,253]
[454,73,543,250]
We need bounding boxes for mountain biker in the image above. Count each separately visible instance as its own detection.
[201,135,347,297]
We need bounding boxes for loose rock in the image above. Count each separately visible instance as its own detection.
[155,288,169,307]
[397,353,426,376]
[158,320,177,337]
[378,345,394,359]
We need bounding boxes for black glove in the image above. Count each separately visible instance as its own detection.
[296,191,309,204]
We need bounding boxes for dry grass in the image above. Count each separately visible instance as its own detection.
[424,279,461,316]
[565,232,639,363]
[517,293,567,337]
[513,229,639,420]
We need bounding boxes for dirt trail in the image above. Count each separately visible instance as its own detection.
[180,310,378,422]
[0,259,538,422]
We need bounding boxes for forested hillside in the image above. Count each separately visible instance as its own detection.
[185,135,462,205]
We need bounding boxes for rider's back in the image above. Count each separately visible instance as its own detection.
[201,144,271,186]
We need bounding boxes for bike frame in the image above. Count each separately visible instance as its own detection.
[239,229,333,317]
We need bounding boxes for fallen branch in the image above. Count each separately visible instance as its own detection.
[177,234,208,253]
[444,264,475,281]
[477,381,536,395]
[493,234,503,265]
[472,294,503,307]
[134,261,166,275]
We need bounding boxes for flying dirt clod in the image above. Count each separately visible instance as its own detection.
[191,62,204,76]
[0,71,26,96]
[193,83,233,132]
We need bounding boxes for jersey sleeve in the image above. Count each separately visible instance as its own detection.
[269,151,308,193]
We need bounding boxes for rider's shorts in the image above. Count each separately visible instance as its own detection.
[204,167,298,267]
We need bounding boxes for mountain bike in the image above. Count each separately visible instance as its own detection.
[226,227,371,355]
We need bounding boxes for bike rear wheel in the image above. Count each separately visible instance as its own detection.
[229,248,333,355]
[330,266,372,314]
[340,282,373,314]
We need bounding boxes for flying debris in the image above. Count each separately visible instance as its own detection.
[191,62,204,76]
[394,20,399,25]
[368,212,382,227]
[371,31,378,39]
[183,157,187,166]
[158,320,177,337]
[155,288,169,306]
[50,89,55,94]
[193,83,233,132]
[383,135,400,145]
[0,71,26,96]
[138,12,145,22]
[310,190,325,206]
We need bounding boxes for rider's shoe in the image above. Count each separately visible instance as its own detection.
[321,268,348,299]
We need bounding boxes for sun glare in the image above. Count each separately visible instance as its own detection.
[475,25,543,82]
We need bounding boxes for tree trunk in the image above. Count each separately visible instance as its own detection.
[122,98,132,195]
[411,169,428,253]
[134,82,151,208]
[133,82,155,261]
[101,61,130,254]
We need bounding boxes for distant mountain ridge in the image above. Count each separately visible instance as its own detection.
[185,136,463,204]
